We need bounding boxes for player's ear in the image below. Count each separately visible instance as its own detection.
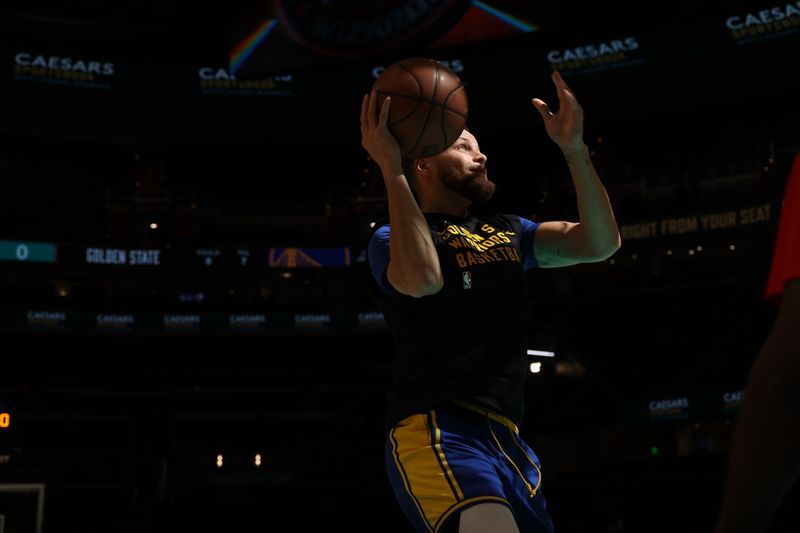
[416,159,430,173]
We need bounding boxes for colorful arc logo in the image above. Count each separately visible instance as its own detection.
[276,0,471,57]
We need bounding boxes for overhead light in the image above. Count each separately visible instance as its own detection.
[369,221,376,228]
[527,349,555,357]
[529,362,542,374]
[216,454,223,468]
[255,454,262,467]
[149,222,158,230]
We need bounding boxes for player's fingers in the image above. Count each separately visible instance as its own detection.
[531,98,553,121]
[360,94,369,131]
[378,96,391,127]
[368,90,379,127]
[552,71,572,108]
[554,71,581,110]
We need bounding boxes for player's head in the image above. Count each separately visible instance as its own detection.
[403,128,495,207]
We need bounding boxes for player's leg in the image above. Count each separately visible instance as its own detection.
[458,502,520,533]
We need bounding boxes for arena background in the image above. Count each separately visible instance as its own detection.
[1,0,799,531]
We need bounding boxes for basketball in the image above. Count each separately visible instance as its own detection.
[372,58,468,159]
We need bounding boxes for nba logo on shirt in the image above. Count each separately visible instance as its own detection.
[462,271,472,289]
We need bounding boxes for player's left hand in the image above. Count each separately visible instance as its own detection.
[531,71,585,154]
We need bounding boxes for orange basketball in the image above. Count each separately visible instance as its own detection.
[372,58,468,159]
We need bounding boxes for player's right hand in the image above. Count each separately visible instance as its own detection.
[360,91,402,173]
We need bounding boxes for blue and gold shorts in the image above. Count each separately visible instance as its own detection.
[385,402,554,533]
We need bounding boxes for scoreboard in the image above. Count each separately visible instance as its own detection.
[0,240,352,270]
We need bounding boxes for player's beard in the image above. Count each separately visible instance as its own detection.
[440,167,496,206]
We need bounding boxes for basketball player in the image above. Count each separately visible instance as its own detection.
[361,70,620,533]
[716,152,800,533]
